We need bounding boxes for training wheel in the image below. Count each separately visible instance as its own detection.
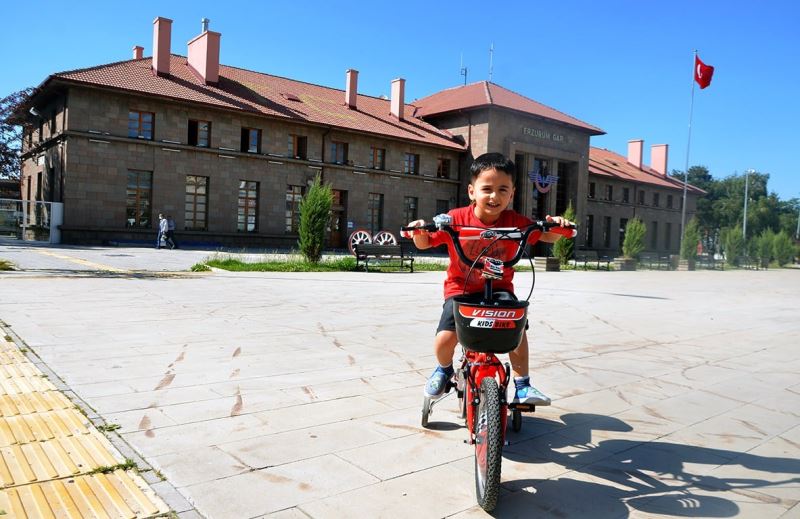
[348,229,372,255]
[421,396,432,427]
[512,409,522,432]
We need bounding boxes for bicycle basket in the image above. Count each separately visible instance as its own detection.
[452,296,528,353]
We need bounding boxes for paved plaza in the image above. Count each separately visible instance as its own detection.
[1,241,799,518]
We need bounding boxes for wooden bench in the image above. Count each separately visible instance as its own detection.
[639,252,671,270]
[354,243,414,272]
[572,250,612,270]
[696,254,723,270]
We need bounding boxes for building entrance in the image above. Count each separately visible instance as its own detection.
[328,189,347,248]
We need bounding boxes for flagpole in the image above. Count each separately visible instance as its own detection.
[679,50,697,257]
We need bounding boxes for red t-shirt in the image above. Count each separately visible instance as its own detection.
[428,206,540,299]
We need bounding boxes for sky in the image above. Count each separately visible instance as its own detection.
[4,0,799,201]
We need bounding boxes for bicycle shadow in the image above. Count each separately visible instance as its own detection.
[494,412,800,518]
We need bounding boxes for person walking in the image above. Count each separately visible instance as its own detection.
[156,213,168,249]
[166,215,177,249]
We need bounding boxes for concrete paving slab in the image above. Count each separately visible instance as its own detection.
[1,242,799,517]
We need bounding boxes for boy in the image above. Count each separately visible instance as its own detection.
[401,153,573,405]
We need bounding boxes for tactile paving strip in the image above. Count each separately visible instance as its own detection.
[0,335,170,517]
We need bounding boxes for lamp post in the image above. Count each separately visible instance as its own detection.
[743,169,752,241]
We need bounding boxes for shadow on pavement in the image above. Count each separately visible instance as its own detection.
[499,413,800,518]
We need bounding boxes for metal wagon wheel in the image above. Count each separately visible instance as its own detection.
[372,231,397,246]
[348,230,372,256]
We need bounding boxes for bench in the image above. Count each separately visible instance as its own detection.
[736,255,759,270]
[354,243,414,272]
[639,252,671,270]
[696,254,723,270]
[572,250,612,270]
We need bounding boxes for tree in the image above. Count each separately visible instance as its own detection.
[680,218,701,260]
[552,201,575,265]
[297,175,333,263]
[754,229,774,267]
[772,231,794,266]
[622,218,646,259]
[0,88,34,180]
[721,225,745,266]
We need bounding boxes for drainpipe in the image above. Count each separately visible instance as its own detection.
[319,127,332,184]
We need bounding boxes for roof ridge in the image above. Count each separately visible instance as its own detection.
[490,82,602,132]
[483,81,493,105]
[54,55,153,78]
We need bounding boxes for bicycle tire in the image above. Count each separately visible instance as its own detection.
[474,377,502,511]
[512,408,522,432]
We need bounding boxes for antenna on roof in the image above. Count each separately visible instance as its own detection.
[488,43,494,82]
[460,53,468,86]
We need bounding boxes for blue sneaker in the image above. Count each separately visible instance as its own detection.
[424,366,453,399]
[513,378,551,406]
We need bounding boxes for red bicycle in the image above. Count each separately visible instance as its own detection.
[402,215,575,511]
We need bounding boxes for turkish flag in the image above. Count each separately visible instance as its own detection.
[694,55,714,89]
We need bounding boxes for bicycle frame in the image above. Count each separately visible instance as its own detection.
[462,350,510,444]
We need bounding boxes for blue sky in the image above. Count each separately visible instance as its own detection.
[4,1,798,201]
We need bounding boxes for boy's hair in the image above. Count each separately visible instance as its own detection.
[470,152,516,183]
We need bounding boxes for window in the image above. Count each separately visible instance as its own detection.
[369,147,385,170]
[185,176,208,230]
[653,193,660,207]
[50,111,57,136]
[331,141,348,164]
[588,182,596,199]
[665,222,672,250]
[238,180,259,232]
[403,153,420,175]
[188,120,211,147]
[436,199,450,215]
[638,190,645,205]
[619,218,628,252]
[403,196,418,224]
[368,192,384,234]
[585,214,594,248]
[437,158,451,179]
[622,187,630,203]
[651,221,658,249]
[125,170,152,228]
[667,194,674,209]
[128,110,154,140]
[605,185,613,201]
[603,216,612,248]
[285,185,304,233]
[38,120,44,142]
[288,134,308,159]
[240,128,261,153]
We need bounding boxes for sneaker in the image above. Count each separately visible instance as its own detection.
[513,381,551,406]
[424,366,453,399]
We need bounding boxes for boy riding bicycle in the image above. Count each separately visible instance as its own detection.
[401,152,574,406]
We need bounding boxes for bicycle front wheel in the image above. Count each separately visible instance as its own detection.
[474,377,502,511]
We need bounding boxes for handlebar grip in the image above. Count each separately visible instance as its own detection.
[400,223,438,233]
[547,226,578,239]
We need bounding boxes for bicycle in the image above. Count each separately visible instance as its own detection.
[401,214,576,511]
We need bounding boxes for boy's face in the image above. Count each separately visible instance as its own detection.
[468,167,515,223]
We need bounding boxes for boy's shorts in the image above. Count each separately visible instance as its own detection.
[436,290,529,334]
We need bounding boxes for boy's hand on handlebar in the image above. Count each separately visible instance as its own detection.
[400,219,428,239]
[545,215,575,228]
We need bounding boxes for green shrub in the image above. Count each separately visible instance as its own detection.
[755,229,774,267]
[190,263,211,272]
[680,218,701,260]
[297,175,333,263]
[773,231,795,266]
[0,259,14,271]
[552,201,576,265]
[622,218,646,259]
[721,225,745,266]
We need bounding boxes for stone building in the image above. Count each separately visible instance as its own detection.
[586,140,705,257]
[16,16,702,252]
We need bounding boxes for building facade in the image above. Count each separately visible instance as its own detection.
[16,16,702,253]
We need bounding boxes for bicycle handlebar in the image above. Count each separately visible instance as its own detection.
[401,215,577,269]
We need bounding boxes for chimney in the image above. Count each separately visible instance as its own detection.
[133,46,144,60]
[345,69,358,109]
[651,144,669,176]
[152,17,172,76]
[627,139,643,169]
[188,18,221,85]
[391,78,405,120]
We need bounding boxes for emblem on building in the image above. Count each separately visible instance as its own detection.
[528,166,559,195]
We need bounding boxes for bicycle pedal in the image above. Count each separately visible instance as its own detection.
[510,403,537,412]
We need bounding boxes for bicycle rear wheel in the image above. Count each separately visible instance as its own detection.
[474,377,502,511]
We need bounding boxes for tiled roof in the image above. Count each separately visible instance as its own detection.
[47,56,464,151]
[589,147,705,194]
[412,81,605,135]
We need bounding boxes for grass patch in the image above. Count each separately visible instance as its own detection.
[190,263,211,272]
[97,423,122,432]
[0,259,14,271]
[87,458,137,475]
[207,256,360,272]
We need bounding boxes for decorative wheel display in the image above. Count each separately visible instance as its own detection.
[372,231,397,245]
[348,230,372,256]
